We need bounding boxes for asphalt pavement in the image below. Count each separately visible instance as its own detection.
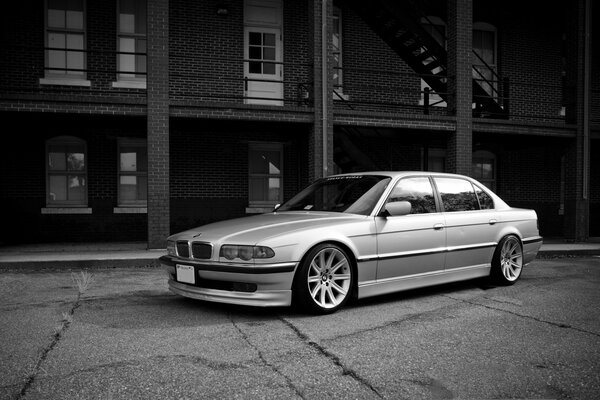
[1,257,599,399]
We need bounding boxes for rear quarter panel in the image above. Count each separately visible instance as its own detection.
[495,208,542,264]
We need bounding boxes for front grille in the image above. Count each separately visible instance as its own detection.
[191,242,212,259]
[176,241,190,258]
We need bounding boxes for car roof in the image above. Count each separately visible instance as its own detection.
[327,171,473,180]
[326,171,510,210]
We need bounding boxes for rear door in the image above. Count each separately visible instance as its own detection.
[433,177,498,270]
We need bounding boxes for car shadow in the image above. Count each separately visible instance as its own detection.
[349,276,497,310]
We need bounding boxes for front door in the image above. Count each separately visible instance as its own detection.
[375,177,446,281]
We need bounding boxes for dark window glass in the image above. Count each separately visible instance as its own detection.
[435,177,479,212]
[386,177,437,214]
[475,185,494,210]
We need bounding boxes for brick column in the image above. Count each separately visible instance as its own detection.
[445,0,472,175]
[308,0,334,182]
[147,0,170,249]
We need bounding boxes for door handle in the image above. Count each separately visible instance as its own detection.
[433,223,445,230]
[489,219,497,225]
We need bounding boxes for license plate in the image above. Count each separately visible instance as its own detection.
[176,264,195,284]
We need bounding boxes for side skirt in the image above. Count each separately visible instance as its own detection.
[357,264,491,299]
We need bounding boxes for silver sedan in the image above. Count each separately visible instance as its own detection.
[160,172,543,314]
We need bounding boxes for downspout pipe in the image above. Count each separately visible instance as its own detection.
[582,0,591,200]
[322,0,328,177]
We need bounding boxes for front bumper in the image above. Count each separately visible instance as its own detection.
[160,255,297,307]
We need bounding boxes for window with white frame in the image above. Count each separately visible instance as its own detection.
[118,139,147,206]
[46,136,87,206]
[249,143,283,207]
[473,22,498,100]
[117,0,147,83]
[472,150,496,191]
[44,0,86,80]
[333,7,344,96]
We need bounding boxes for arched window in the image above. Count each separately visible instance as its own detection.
[472,150,496,191]
[46,136,87,206]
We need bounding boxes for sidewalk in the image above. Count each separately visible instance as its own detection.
[0,242,165,270]
[0,238,599,271]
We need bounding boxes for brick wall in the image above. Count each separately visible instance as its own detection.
[497,2,564,122]
[490,135,566,237]
[169,119,309,233]
[334,3,419,114]
[0,113,148,244]
[0,0,146,102]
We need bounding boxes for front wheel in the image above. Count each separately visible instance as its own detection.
[491,235,524,285]
[293,244,354,314]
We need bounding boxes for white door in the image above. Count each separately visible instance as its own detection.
[244,27,282,105]
[244,0,282,106]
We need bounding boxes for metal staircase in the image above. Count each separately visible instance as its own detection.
[344,0,506,118]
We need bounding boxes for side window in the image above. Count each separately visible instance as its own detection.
[386,177,437,214]
[472,150,496,190]
[45,0,85,78]
[46,136,87,206]
[332,6,343,92]
[475,185,494,210]
[118,139,147,206]
[249,142,283,207]
[435,177,479,212]
[117,0,147,82]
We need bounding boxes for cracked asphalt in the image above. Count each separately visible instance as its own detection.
[1,257,599,399]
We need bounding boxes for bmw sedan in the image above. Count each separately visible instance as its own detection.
[160,172,543,314]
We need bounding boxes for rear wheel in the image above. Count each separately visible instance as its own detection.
[294,243,354,314]
[491,235,523,285]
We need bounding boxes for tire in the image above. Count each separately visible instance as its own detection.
[490,235,524,285]
[293,243,355,314]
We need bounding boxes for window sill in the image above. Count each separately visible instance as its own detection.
[112,80,147,89]
[39,78,91,87]
[42,207,92,214]
[113,207,147,214]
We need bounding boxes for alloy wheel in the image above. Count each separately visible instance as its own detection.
[500,236,523,282]
[306,247,352,309]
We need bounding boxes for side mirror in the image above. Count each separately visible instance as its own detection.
[273,204,281,212]
[382,201,411,217]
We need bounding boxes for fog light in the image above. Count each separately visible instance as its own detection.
[232,282,257,292]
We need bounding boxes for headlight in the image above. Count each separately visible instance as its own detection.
[167,240,176,256]
[219,245,275,261]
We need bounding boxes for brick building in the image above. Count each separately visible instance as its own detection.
[0,0,597,249]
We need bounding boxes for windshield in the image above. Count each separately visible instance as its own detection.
[277,175,391,215]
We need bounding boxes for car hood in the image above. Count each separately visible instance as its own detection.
[169,211,367,245]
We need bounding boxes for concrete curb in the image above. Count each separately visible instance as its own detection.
[0,258,163,271]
